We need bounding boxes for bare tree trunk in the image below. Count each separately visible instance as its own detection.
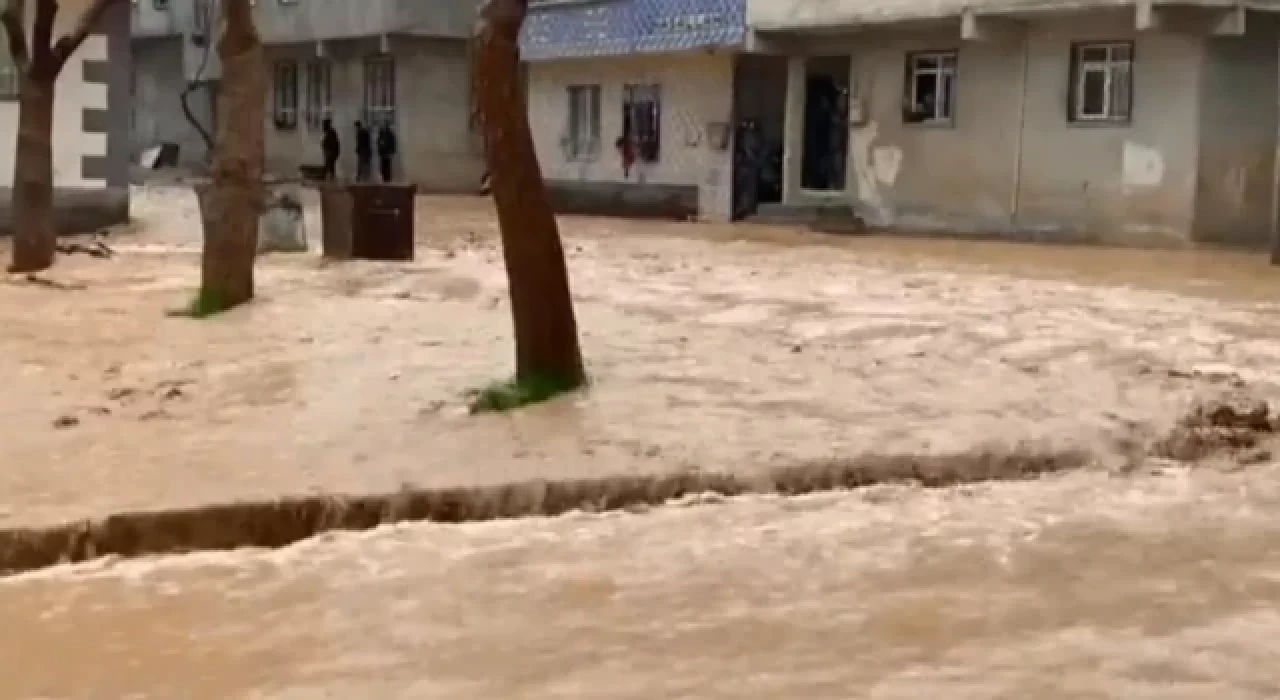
[197,0,264,312]
[9,75,56,273]
[3,0,122,274]
[473,0,586,385]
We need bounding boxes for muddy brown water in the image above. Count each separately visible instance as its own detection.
[3,465,1280,698]
[3,187,1280,696]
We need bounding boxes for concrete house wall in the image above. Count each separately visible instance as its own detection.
[130,0,218,166]
[752,0,1280,246]
[131,36,218,165]
[253,0,484,190]
[1193,16,1280,246]
[526,51,736,221]
[0,0,130,233]
[261,36,483,191]
[131,0,485,190]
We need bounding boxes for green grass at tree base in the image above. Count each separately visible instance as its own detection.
[166,287,247,319]
[468,372,587,413]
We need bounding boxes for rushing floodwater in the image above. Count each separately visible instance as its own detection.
[3,463,1280,698]
[3,187,1280,696]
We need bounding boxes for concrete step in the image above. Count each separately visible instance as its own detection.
[749,203,865,233]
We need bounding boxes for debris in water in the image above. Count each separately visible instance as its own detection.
[1153,394,1276,462]
[139,409,173,422]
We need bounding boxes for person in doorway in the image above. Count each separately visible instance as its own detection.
[321,118,341,181]
[354,120,373,182]
[732,119,762,221]
[376,122,398,183]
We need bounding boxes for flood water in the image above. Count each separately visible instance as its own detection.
[3,187,1280,696]
[4,464,1280,698]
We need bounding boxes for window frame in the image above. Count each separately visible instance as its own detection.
[902,50,958,127]
[363,55,397,129]
[565,84,601,161]
[271,59,299,131]
[1067,40,1134,125]
[622,83,662,164]
[304,59,332,132]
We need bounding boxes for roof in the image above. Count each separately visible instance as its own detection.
[750,0,1280,32]
[521,0,746,61]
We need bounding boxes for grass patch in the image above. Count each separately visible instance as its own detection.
[166,287,244,319]
[468,372,585,413]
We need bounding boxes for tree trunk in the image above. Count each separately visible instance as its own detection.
[198,0,264,311]
[8,75,56,274]
[473,0,586,385]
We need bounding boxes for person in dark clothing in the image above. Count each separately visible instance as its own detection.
[376,122,397,183]
[732,119,763,221]
[354,121,373,182]
[321,118,340,181]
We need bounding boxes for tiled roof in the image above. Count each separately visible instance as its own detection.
[520,0,746,61]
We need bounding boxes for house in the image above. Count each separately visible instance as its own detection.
[131,0,486,192]
[0,0,131,234]
[748,0,1280,247]
[520,0,747,221]
[130,0,216,167]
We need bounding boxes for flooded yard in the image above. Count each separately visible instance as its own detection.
[2,187,1280,696]
[3,187,1279,526]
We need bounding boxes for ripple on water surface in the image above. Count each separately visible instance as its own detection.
[2,465,1280,699]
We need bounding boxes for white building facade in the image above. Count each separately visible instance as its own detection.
[749,0,1280,247]
[521,0,745,222]
[0,0,131,233]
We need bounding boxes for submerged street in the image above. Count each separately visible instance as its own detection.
[2,188,1280,697]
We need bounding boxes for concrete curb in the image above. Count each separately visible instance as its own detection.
[0,450,1089,577]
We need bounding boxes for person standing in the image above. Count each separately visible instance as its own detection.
[321,118,341,181]
[376,122,397,183]
[732,119,762,221]
[354,121,373,182]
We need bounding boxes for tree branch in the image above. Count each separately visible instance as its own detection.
[30,0,55,66]
[1,0,29,71]
[50,0,120,71]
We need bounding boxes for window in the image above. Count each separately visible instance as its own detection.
[192,0,211,42]
[271,60,298,130]
[1069,41,1133,123]
[903,51,956,125]
[622,84,661,163]
[363,56,396,127]
[565,85,600,160]
[304,60,332,131]
[0,25,18,101]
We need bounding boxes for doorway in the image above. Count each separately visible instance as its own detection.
[731,54,788,220]
[800,56,850,192]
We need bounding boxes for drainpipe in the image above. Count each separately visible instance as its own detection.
[1009,28,1030,226]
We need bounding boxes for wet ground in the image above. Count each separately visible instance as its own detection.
[4,464,1280,698]
[3,187,1280,696]
[4,187,1280,527]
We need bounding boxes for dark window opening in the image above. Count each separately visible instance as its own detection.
[903,51,957,125]
[1068,41,1133,124]
[622,84,661,163]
